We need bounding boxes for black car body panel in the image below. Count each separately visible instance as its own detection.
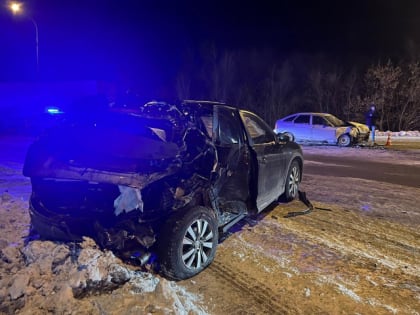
[23,100,303,271]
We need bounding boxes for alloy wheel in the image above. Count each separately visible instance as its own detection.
[287,165,300,198]
[181,219,215,270]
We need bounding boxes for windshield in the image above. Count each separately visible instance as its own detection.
[324,115,346,127]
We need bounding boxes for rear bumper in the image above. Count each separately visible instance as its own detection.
[28,179,158,251]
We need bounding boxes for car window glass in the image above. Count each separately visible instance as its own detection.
[218,108,241,145]
[325,115,345,127]
[200,115,213,139]
[149,128,167,141]
[294,115,310,124]
[283,115,295,122]
[242,113,275,144]
[312,116,327,126]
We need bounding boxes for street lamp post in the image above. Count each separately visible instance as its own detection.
[9,2,39,75]
[30,17,39,74]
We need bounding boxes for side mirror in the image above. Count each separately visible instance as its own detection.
[277,133,290,142]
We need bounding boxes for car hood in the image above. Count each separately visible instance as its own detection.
[347,121,370,133]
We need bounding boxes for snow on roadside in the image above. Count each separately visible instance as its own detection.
[0,147,207,314]
[162,280,209,315]
[376,130,420,138]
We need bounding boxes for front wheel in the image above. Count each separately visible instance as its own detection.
[158,206,218,280]
[338,134,351,147]
[282,160,301,201]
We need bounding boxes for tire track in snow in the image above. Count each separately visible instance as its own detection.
[297,212,420,254]
[275,210,420,277]
[207,260,293,314]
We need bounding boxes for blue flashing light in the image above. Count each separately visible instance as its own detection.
[45,107,64,115]
[47,108,59,114]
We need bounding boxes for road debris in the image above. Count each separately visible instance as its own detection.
[284,191,332,218]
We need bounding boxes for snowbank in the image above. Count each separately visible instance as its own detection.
[375,130,420,138]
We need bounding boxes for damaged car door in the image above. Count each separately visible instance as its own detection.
[212,106,250,213]
[239,111,288,211]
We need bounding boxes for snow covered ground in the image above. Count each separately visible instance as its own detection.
[0,135,419,314]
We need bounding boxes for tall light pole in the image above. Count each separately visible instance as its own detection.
[9,2,39,75]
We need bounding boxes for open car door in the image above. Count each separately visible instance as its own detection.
[240,111,287,211]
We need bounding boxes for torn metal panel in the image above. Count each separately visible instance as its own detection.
[114,186,144,216]
[24,161,180,189]
[93,218,156,251]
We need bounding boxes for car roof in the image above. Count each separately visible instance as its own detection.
[286,112,333,116]
[182,100,226,106]
[279,112,336,120]
[182,100,239,111]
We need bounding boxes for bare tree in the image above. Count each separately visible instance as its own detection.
[397,62,420,130]
[342,68,360,120]
[174,46,420,131]
[217,51,235,101]
[306,60,343,115]
[307,68,324,112]
[364,60,402,130]
[259,60,295,125]
[175,73,191,100]
[198,44,236,102]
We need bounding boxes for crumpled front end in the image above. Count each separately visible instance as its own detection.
[24,106,218,259]
[335,126,354,138]
[348,121,370,142]
[335,124,369,144]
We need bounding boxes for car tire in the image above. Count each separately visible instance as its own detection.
[338,134,351,147]
[158,206,218,280]
[282,160,301,201]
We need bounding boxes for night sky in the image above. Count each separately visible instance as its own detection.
[1,0,420,85]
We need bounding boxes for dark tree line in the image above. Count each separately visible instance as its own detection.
[174,44,420,131]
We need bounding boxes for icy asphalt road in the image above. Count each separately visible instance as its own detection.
[303,149,420,188]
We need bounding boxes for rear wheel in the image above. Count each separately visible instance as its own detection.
[158,206,218,280]
[338,134,351,147]
[283,160,301,201]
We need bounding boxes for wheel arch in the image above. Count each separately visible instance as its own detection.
[284,132,295,142]
[287,155,303,181]
[157,204,219,280]
[337,133,352,147]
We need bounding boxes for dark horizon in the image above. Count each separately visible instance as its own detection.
[1,0,420,86]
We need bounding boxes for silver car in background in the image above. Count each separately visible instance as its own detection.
[274,112,370,146]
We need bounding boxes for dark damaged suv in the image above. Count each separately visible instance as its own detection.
[23,100,303,280]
